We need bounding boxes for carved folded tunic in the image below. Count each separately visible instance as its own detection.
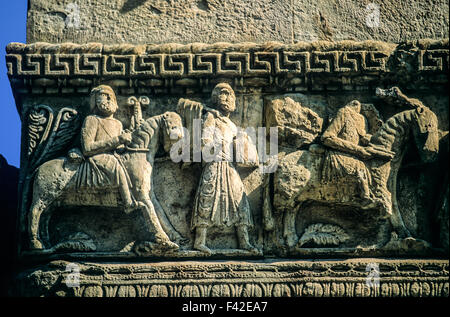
[321,106,372,186]
[75,115,132,190]
[191,112,253,230]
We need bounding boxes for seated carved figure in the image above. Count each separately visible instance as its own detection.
[75,85,142,212]
[272,87,440,249]
[321,100,394,206]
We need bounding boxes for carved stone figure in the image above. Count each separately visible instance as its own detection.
[28,85,183,252]
[321,100,394,206]
[274,87,440,249]
[191,83,258,254]
[264,96,323,149]
[6,36,449,298]
[76,85,139,212]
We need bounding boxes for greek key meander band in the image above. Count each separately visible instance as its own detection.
[6,42,449,78]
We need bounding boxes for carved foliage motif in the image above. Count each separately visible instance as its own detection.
[297,223,350,248]
[66,281,448,298]
[27,105,53,158]
[15,260,449,297]
[25,105,80,172]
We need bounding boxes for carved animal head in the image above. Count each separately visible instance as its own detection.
[161,111,184,153]
[412,105,439,163]
[376,87,439,163]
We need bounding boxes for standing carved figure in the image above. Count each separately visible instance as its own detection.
[191,83,257,254]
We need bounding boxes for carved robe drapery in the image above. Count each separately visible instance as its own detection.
[321,106,372,187]
[191,112,253,230]
[75,115,132,191]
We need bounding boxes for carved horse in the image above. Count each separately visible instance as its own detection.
[275,88,440,248]
[28,112,185,251]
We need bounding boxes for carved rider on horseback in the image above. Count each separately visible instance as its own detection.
[321,100,394,205]
[75,85,143,213]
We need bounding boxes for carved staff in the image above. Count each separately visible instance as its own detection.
[127,96,150,130]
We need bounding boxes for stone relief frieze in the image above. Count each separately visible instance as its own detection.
[270,87,441,255]
[6,0,449,298]
[7,40,448,262]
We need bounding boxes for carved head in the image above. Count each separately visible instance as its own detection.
[412,105,439,163]
[211,83,236,114]
[161,111,184,153]
[346,100,362,113]
[376,86,439,163]
[90,85,118,116]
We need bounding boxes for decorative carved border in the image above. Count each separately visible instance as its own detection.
[6,51,391,77]
[6,40,449,97]
[15,259,449,297]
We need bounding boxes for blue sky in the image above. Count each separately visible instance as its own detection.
[0,2,27,167]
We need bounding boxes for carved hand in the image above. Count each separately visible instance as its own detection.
[366,145,395,160]
[357,147,374,160]
[360,134,372,146]
[115,145,126,154]
[118,131,133,145]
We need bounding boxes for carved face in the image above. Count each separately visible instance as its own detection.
[413,106,439,163]
[90,85,118,116]
[347,100,361,113]
[96,92,117,116]
[212,83,236,114]
[162,112,184,153]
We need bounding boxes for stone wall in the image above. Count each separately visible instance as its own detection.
[27,0,449,44]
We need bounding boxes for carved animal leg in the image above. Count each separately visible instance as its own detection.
[390,199,412,238]
[28,199,47,250]
[379,194,411,239]
[236,225,258,253]
[262,174,275,231]
[141,200,179,250]
[193,226,212,254]
[26,158,76,250]
[118,169,136,210]
[283,205,300,248]
[357,170,371,201]
[151,189,187,244]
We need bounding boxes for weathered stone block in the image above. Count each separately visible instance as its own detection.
[4,1,449,298]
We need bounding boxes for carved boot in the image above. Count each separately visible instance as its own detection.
[236,226,259,254]
[193,227,212,255]
[358,174,376,209]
